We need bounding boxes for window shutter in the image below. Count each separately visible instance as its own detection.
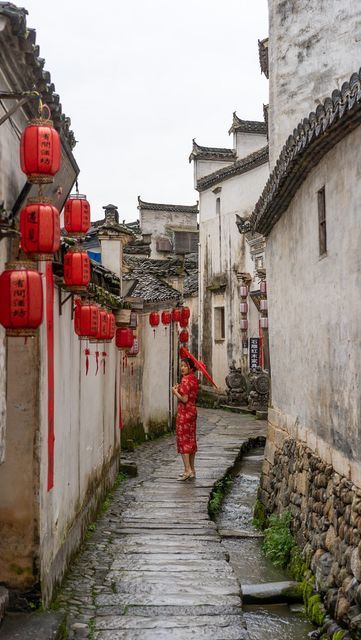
[174,231,199,254]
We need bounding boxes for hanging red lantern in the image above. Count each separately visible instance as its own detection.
[0,262,43,337]
[105,312,116,342]
[260,280,267,296]
[179,316,188,328]
[240,319,248,331]
[74,299,99,340]
[90,308,108,343]
[20,113,61,184]
[64,194,91,237]
[149,312,160,327]
[260,317,269,330]
[128,336,139,357]
[240,285,248,298]
[20,200,60,260]
[240,302,248,314]
[161,311,171,326]
[63,248,91,292]
[172,308,182,323]
[116,327,134,350]
[179,329,189,344]
[260,299,268,312]
[181,306,190,322]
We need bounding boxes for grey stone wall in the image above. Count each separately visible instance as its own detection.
[260,432,361,631]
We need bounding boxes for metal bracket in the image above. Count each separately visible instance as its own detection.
[0,91,39,127]
[58,288,73,316]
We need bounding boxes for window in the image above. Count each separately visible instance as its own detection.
[318,187,327,256]
[214,306,225,341]
[173,231,199,254]
[216,197,221,216]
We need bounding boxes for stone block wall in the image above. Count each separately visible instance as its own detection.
[260,425,361,632]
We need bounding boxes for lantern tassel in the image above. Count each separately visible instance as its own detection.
[102,351,107,375]
[85,348,90,375]
[95,350,99,375]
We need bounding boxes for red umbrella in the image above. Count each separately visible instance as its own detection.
[179,346,218,388]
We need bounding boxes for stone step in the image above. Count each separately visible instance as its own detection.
[0,611,64,640]
[241,581,302,604]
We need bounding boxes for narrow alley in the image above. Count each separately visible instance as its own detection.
[55,409,265,640]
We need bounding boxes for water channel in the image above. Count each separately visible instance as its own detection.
[216,446,314,640]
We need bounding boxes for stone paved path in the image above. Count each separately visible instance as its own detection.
[58,408,266,640]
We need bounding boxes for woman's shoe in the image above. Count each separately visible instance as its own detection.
[177,472,193,481]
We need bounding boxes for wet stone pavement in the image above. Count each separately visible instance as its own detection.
[58,408,266,640]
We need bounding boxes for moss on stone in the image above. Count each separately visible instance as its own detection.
[120,421,145,449]
[281,583,303,599]
[307,593,326,626]
[147,420,168,439]
[288,545,307,582]
[253,499,268,530]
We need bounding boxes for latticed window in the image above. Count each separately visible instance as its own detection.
[173,231,198,254]
[318,187,327,256]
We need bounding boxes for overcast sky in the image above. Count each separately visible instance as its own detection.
[22,1,269,222]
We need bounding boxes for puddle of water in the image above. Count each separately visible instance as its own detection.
[216,447,314,639]
[244,604,313,640]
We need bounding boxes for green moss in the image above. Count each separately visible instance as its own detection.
[288,545,307,582]
[253,499,268,530]
[332,631,347,640]
[147,420,169,439]
[208,475,233,518]
[302,573,315,606]
[262,511,295,568]
[121,421,145,448]
[306,593,326,626]
[281,583,303,599]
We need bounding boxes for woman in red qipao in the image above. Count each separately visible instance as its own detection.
[172,357,199,481]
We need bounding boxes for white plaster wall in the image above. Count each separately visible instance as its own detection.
[268,0,361,167]
[267,126,361,462]
[234,132,267,158]
[100,239,122,279]
[38,288,120,579]
[141,312,173,430]
[140,209,197,259]
[194,158,235,183]
[199,161,269,387]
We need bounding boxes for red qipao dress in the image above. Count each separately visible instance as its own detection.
[176,372,199,454]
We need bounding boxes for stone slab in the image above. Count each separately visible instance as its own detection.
[95,625,248,640]
[95,593,242,607]
[242,581,300,604]
[0,611,64,640]
[95,613,244,630]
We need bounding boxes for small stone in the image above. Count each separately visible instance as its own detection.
[72,622,89,638]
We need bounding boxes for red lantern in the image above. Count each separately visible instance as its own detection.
[260,317,268,330]
[260,280,267,296]
[90,308,108,343]
[20,200,60,260]
[20,116,61,184]
[260,299,268,312]
[240,286,248,298]
[0,262,43,337]
[64,194,91,237]
[63,249,91,292]
[172,308,182,323]
[179,316,188,328]
[179,329,189,344]
[105,312,116,342]
[74,300,99,340]
[240,302,248,314]
[149,312,160,327]
[161,311,171,325]
[116,328,134,350]
[128,337,139,357]
[240,319,248,331]
[181,306,190,321]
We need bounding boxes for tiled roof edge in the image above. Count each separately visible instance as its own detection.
[138,197,199,214]
[228,112,267,135]
[250,70,361,235]
[189,139,236,163]
[196,145,269,192]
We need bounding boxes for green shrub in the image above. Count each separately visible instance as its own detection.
[262,511,295,568]
[253,499,268,530]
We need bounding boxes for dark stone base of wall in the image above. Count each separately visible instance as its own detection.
[40,450,120,607]
[260,435,361,634]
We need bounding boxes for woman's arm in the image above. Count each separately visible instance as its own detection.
[172,385,188,403]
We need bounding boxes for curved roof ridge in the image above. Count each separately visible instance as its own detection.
[196,145,269,192]
[250,69,361,235]
[138,197,198,214]
[189,139,236,163]
[228,112,267,135]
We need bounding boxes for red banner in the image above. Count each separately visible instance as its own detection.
[46,262,55,491]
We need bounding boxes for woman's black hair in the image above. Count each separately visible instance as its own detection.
[181,357,196,371]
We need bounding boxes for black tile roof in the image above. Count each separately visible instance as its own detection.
[123,255,183,303]
[0,2,75,148]
[124,272,181,303]
[124,255,184,277]
[138,197,198,214]
[196,145,269,192]
[250,70,361,236]
[258,38,269,79]
[189,140,236,163]
[184,253,198,297]
[228,112,267,135]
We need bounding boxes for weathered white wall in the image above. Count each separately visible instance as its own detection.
[193,158,234,184]
[266,125,361,484]
[234,132,267,158]
[140,209,197,259]
[268,0,361,167]
[100,238,122,279]
[199,161,269,387]
[38,287,120,602]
